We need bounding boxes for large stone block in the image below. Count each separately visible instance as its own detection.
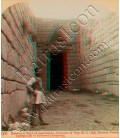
[11,66,16,80]
[6,81,14,93]
[7,43,16,67]
[1,19,14,42]
[1,60,5,78]
[4,63,12,80]
[1,94,11,126]
[16,82,25,90]
[1,33,8,61]
[1,79,6,94]
[10,90,27,118]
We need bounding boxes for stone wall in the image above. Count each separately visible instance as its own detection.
[76,14,119,96]
[1,3,36,126]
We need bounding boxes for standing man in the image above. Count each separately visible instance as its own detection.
[26,67,49,126]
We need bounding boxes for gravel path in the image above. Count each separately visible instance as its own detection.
[30,91,118,131]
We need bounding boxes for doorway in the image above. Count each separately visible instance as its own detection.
[50,53,64,90]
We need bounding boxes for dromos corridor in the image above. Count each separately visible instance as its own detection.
[1,1,119,131]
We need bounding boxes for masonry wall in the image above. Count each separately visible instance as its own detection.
[58,14,119,96]
[76,14,119,96]
[67,50,80,89]
[1,3,119,128]
[1,3,36,126]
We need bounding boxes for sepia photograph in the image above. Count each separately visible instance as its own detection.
[1,0,119,137]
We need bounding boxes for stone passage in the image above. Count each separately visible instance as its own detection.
[1,2,119,129]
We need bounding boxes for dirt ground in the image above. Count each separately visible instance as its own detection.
[30,91,119,131]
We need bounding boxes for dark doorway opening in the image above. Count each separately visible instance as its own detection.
[50,53,63,90]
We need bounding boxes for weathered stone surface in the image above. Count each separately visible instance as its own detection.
[1,79,6,94]
[2,3,35,127]
[1,94,11,126]
[1,33,8,61]
[6,81,17,93]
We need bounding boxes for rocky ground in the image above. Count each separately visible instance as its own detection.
[30,91,119,131]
